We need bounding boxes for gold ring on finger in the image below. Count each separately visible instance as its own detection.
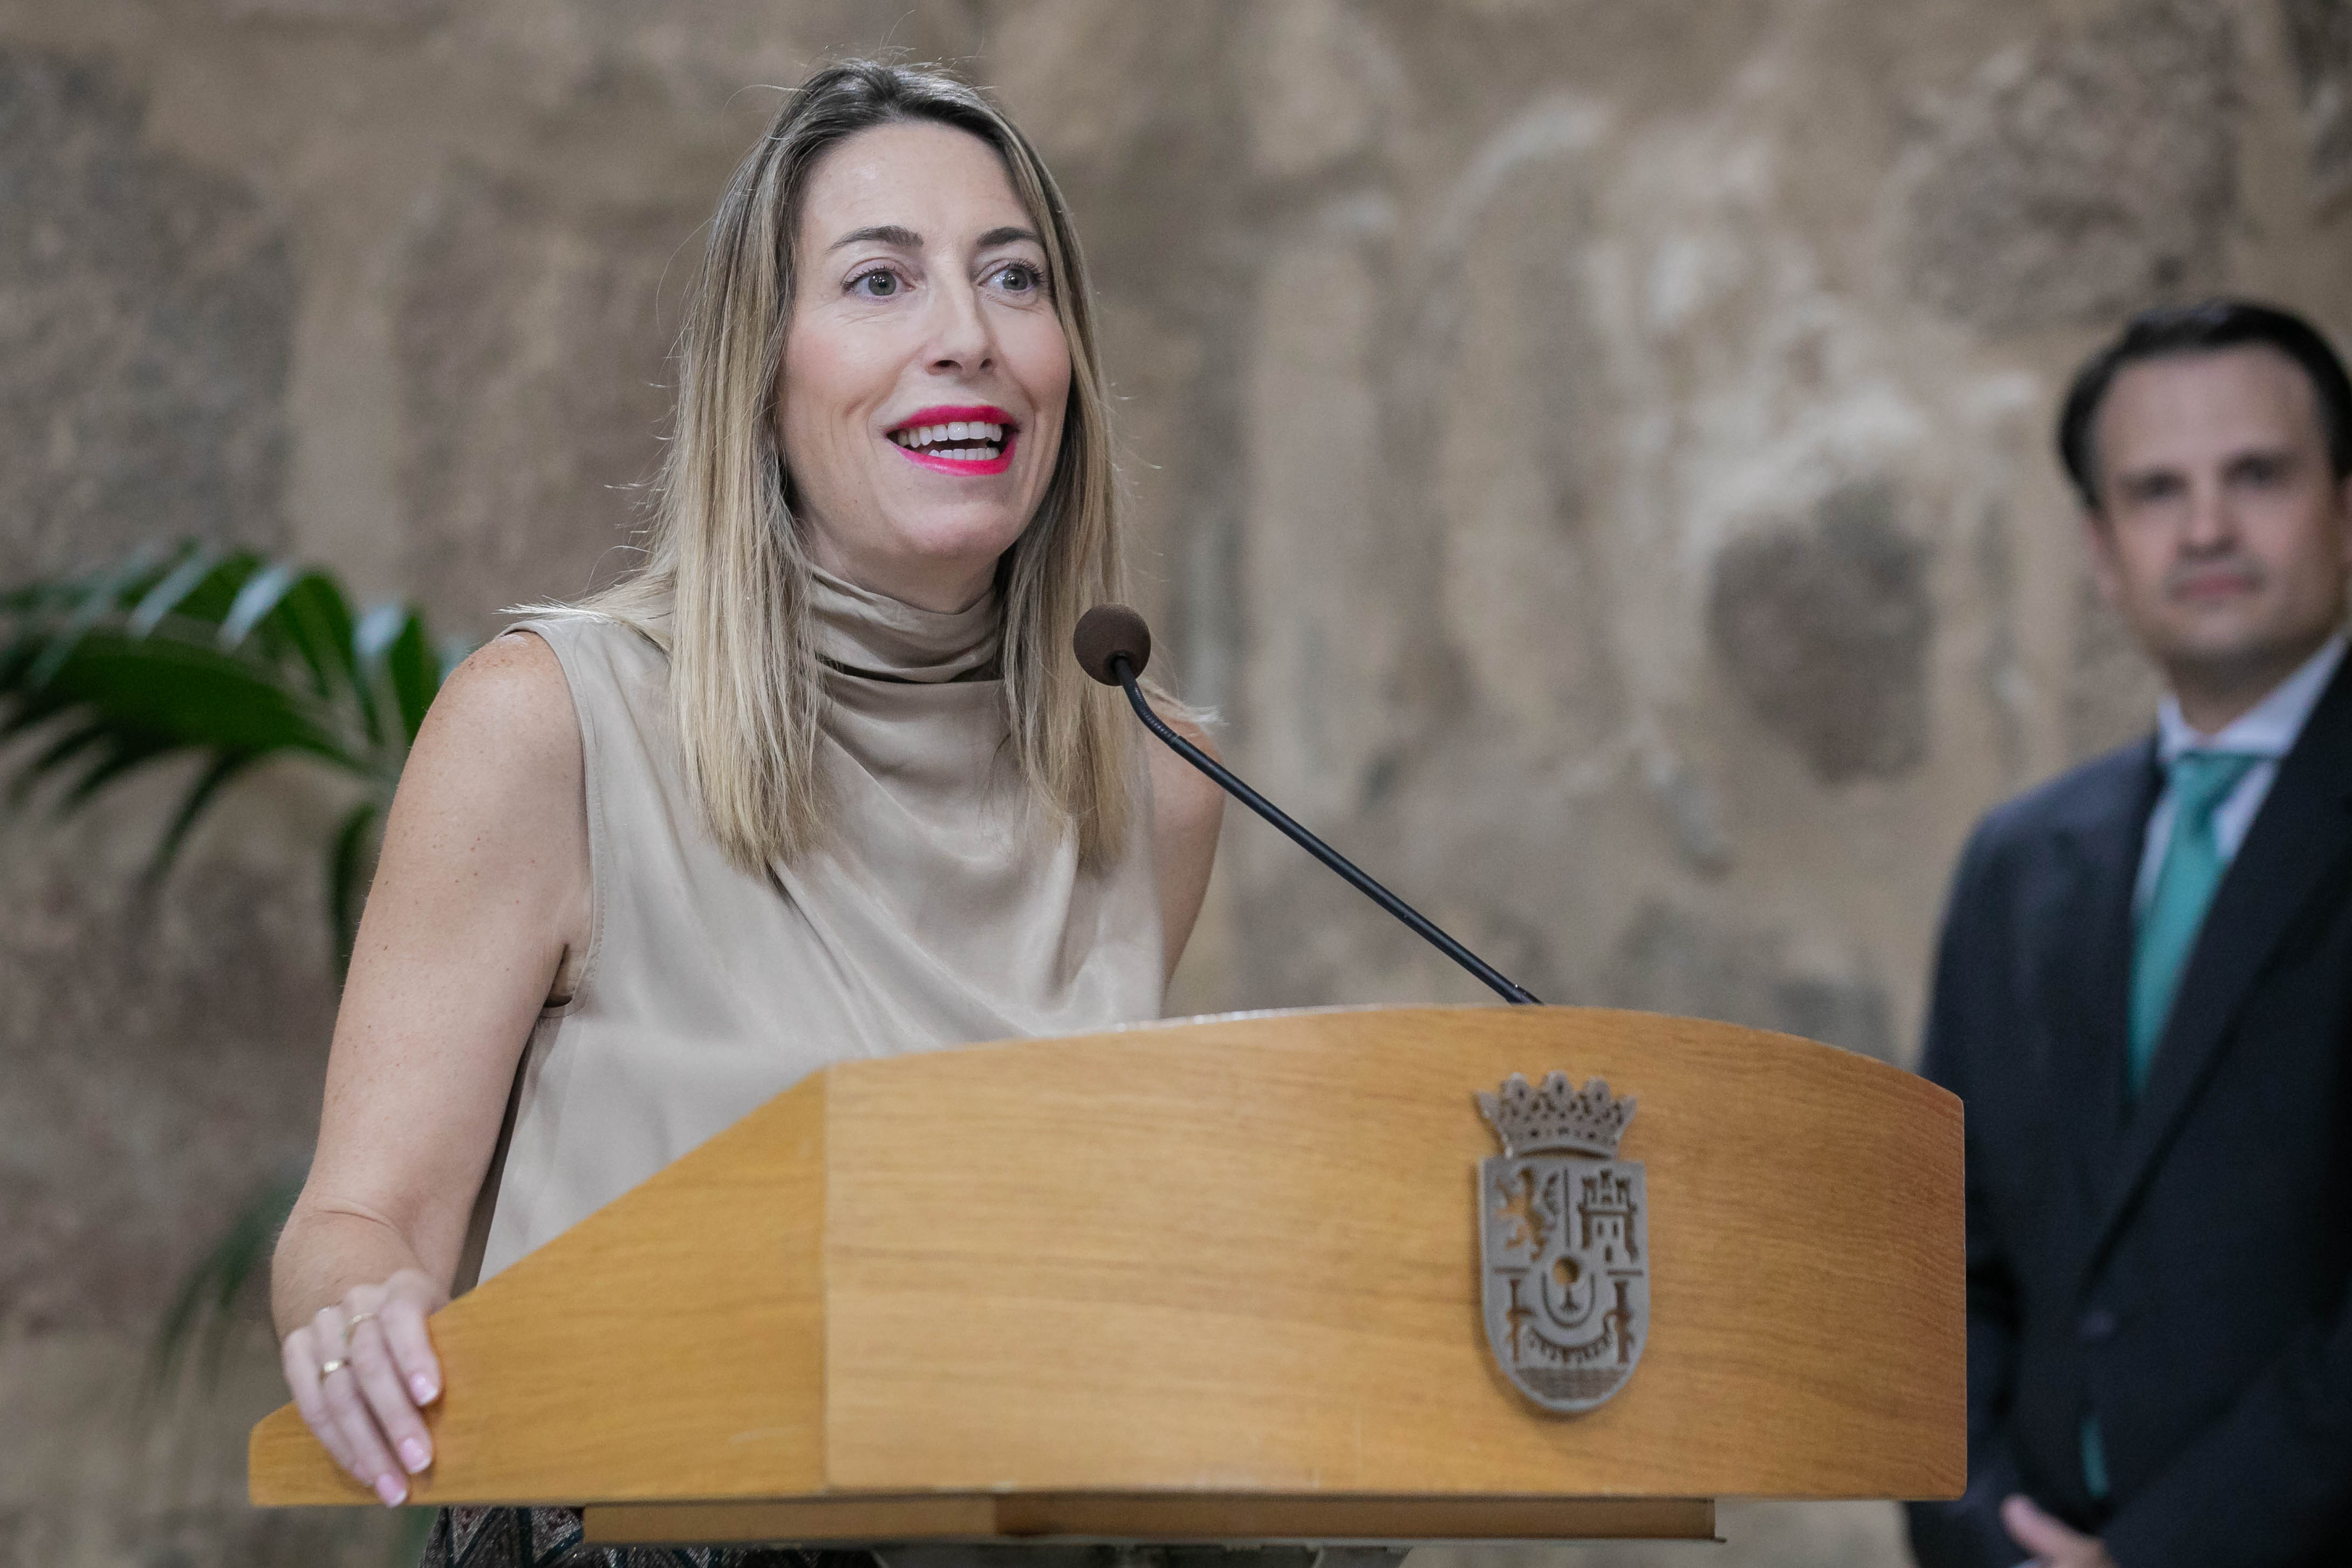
[319,1358,349,1378]
[346,1311,379,1330]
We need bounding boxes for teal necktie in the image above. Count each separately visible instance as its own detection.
[2091,748,2262,1496]
[2127,750,2262,1097]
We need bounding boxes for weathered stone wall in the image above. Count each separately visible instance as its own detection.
[2,2,2346,1564]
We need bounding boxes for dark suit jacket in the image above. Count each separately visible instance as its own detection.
[1905,656,2352,1568]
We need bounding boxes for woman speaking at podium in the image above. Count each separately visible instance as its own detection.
[265,60,1224,1560]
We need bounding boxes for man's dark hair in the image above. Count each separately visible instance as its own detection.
[2055,298,2352,509]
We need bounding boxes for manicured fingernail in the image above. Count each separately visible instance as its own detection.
[375,1474,407,1507]
[411,1375,438,1403]
[399,1437,430,1473]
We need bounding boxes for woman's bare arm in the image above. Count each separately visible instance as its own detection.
[269,630,590,1503]
[1147,714,1225,976]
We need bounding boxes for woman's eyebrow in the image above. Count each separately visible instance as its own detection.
[829,224,922,252]
[825,223,1041,254]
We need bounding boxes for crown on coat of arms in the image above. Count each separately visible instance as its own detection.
[1476,1072,1636,1158]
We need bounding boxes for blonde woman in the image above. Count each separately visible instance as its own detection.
[268,60,1223,1562]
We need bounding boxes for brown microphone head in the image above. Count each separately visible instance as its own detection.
[1073,604,1152,685]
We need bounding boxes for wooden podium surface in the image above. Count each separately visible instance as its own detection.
[250,1005,1963,1544]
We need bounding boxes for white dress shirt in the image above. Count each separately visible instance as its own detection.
[2134,631,2349,914]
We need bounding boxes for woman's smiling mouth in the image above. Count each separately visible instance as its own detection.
[887,404,1018,475]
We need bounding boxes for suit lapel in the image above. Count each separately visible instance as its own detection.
[2048,749,2159,1209]
[2083,656,2352,1277]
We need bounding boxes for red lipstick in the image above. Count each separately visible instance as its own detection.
[886,404,1018,476]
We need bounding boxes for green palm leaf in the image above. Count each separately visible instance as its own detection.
[1,544,457,893]
[1,543,470,1400]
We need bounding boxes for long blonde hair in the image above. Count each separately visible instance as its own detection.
[565,60,1132,872]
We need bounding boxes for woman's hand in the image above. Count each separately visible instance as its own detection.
[280,1268,447,1506]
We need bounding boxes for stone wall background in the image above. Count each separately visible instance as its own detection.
[1,1,2347,1563]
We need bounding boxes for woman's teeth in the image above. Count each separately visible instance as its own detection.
[891,421,1007,460]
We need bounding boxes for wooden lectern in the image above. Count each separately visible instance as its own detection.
[250,1005,1963,1545]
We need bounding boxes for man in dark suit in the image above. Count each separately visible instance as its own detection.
[1906,300,2352,1568]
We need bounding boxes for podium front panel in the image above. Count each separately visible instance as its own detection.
[819,1006,1960,1499]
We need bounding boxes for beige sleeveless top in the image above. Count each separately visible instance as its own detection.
[466,571,1165,1286]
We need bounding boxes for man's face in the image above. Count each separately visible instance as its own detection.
[2086,344,2352,699]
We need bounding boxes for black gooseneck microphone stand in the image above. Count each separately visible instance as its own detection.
[1102,647,1542,1007]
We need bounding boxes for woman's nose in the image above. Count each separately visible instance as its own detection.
[925,281,994,373]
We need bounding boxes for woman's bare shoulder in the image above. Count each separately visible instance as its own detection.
[410,631,579,777]
[1148,713,1224,838]
[1145,711,1223,973]
[362,628,589,957]
[433,628,571,718]
[377,630,587,870]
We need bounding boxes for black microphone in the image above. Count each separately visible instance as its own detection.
[1074,604,1542,1006]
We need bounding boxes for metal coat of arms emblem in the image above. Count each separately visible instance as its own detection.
[1475,1072,1648,1414]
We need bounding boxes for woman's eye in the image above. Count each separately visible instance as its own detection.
[991,262,1043,295]
[850,268,902,298]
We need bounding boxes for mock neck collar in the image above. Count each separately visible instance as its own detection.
[808,565,1001,684]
